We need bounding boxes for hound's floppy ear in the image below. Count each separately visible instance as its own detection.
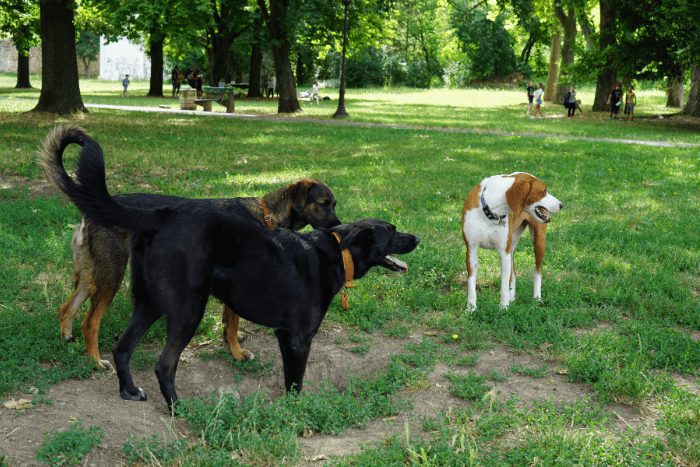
[505,177,531,216]
[290,180,313,213]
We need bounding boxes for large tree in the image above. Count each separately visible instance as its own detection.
[552,0,576,103]
[257,0,301,113]
[591,0,615,111]
[33,0,85,114]
[0,0,39,88]
[205,0,249,86]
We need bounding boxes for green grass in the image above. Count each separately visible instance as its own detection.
[35,422,103,466]
[1,73,698,464]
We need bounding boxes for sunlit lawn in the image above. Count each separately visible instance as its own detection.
[1,71,699,465]
[2,73,699,144]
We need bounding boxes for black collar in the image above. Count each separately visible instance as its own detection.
[481,188,506,222]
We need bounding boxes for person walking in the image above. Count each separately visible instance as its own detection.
[526,80,535,116]
[121,74,130,97]
[624,86,637,121]
[566,85,577,117]
[533,82,544,118]
[607,82,623,119]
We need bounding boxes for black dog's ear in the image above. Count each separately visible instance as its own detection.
[290,180,313,213]
[339,227,373,250]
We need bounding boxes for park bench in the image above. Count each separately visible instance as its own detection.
[198,86,235,113]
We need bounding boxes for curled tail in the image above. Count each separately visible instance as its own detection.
[39,125,166,231]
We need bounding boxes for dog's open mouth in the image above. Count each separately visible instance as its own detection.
[383,255,408,272]
[534,206,551,223]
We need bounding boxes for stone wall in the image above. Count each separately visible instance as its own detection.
[0,39,99,77]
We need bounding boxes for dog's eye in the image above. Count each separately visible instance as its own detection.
[319,199,330,206]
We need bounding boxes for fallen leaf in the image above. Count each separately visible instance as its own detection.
[3,399,32,410]
[311,454,328,462]
[423,330,439,337]
[556,369,569,375]
[302,427,313,438]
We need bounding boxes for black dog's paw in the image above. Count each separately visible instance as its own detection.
[120,387,147,401]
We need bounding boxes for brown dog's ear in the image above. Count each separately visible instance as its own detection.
[505,177,531,216]
[290,180,313,213]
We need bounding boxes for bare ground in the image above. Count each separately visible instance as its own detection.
[1,323,682,466]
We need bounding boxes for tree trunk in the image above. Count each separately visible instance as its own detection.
[592,0,616,111]
[33,0,86,114]
[207,34,234,86]
[543,30,561,102]
[684,63,700,116]
[257,0,301,113]
[16,51,32,88]
[553,2,576,104]
[519,31,536,64]
[248,39,263,97]
[578,12,595,51]
[666,71,684,107]
[147,33,164,97]
[295,52,305,86]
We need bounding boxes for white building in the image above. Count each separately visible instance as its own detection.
[99,37,150,80]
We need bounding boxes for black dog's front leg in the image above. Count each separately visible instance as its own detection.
[275,329,312,393]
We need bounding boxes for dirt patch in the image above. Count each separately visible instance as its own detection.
[0,325,410,466]
[0,325,661,465]
[0,174,56,199]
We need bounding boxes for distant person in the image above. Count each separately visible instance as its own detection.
[171,67,181,97]
[312,80,320,104]
[267,72,276,98]
[607,82,623,119]
[122,74,129,97]
[187,68,198,88]
[533,82,544,118]
[565,85,577,117]
[526,80,535,115]
[624,86,636,121]
[196,72,204,97]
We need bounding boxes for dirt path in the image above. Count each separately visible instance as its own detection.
[84,103,700,149]
[0,322,639,466]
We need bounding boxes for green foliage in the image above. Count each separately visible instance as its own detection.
[509,363,548,378]
[0,0,39,54]
[657,388,700,464]
[450,6,519,81]
[36,422,103,466]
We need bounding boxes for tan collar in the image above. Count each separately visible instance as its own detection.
[331,232,355,310]
[260,198,275,230]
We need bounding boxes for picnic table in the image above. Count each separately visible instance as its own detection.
[197,86,237,113]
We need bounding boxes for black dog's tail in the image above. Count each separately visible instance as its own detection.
[39,125,166,231]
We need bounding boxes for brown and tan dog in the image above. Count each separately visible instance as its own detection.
[45,128,340,370]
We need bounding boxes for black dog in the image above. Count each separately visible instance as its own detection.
[42,129,419,410]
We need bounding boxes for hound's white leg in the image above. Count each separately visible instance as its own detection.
[498,249,511,308]
[466,244,478,311]
[509,225,526,304]
[530,222,547,300]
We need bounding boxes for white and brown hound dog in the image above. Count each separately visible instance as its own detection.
[461,173,563,310]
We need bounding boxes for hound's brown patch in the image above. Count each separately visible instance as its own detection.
[505,173,533,216]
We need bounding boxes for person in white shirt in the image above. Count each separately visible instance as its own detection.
[312,81,320,104]
[533,82,544,118]
[267,72,276,98]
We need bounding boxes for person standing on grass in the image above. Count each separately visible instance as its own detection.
[171,67,181,97]
[624,86,637,121]
[267,72,276,98]
[607,82,623,119]
[526,80,535,115]
[533,82,544,118]
[122,74,129,97]
[312,80,320,104]
[566,85,577,117]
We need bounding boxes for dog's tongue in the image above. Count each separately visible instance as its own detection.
[386,255,408,272]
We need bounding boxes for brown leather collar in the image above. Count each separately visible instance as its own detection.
[331,232,355,310]
[260,198,275,230]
